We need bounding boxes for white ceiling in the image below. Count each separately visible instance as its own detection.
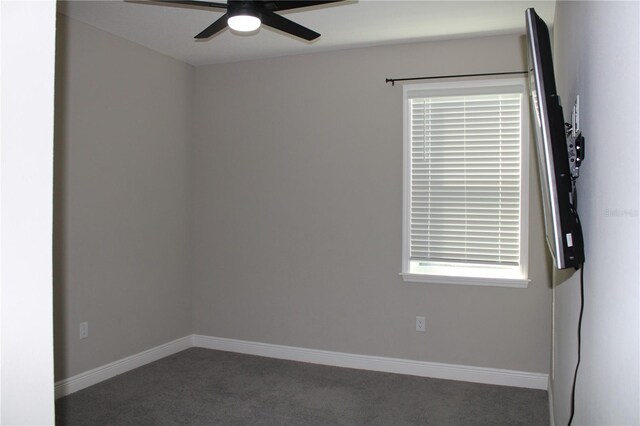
[58,0,556,66]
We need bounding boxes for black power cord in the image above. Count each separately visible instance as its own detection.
[565,123,585,426]
[567,262,585,426]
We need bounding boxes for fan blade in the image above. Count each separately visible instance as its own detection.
[155,0,228,9]
[195,13,229,38]
[260,10,320,41]
[265,1,342,12]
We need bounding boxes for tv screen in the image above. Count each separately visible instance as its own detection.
[526,8,584,270]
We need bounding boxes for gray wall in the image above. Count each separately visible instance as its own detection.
[54,15,194,379]
[551,2,639,424]
[191,34,553,373]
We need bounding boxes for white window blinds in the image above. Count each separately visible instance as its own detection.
[408,91,523,267]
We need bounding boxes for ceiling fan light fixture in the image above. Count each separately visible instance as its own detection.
[228,8,261,32]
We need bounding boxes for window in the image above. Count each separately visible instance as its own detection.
[401,78,529,287]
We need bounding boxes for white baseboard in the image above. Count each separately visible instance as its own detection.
[193,334,549,390]
[548,378,555,426]
[54,335,193,399]
[55,334,548,399]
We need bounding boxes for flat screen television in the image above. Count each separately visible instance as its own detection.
[526,8,584,270]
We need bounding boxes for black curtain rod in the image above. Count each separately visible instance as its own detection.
[385,71,527,86]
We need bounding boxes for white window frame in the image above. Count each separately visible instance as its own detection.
[401,78,530,288]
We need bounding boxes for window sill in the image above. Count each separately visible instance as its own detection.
[400,272,530,288]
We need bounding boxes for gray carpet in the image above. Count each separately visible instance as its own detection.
[55,348,548,426]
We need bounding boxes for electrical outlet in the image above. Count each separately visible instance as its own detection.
[80,321,89,339]
[415,316,426,332]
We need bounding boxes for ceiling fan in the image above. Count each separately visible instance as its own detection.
[152,0,343,41]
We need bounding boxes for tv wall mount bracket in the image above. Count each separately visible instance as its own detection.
[565,124,585,180]
[565,96,585,180]
[565,123,584,180]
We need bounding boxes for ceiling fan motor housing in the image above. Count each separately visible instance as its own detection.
[228,1,262,18]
